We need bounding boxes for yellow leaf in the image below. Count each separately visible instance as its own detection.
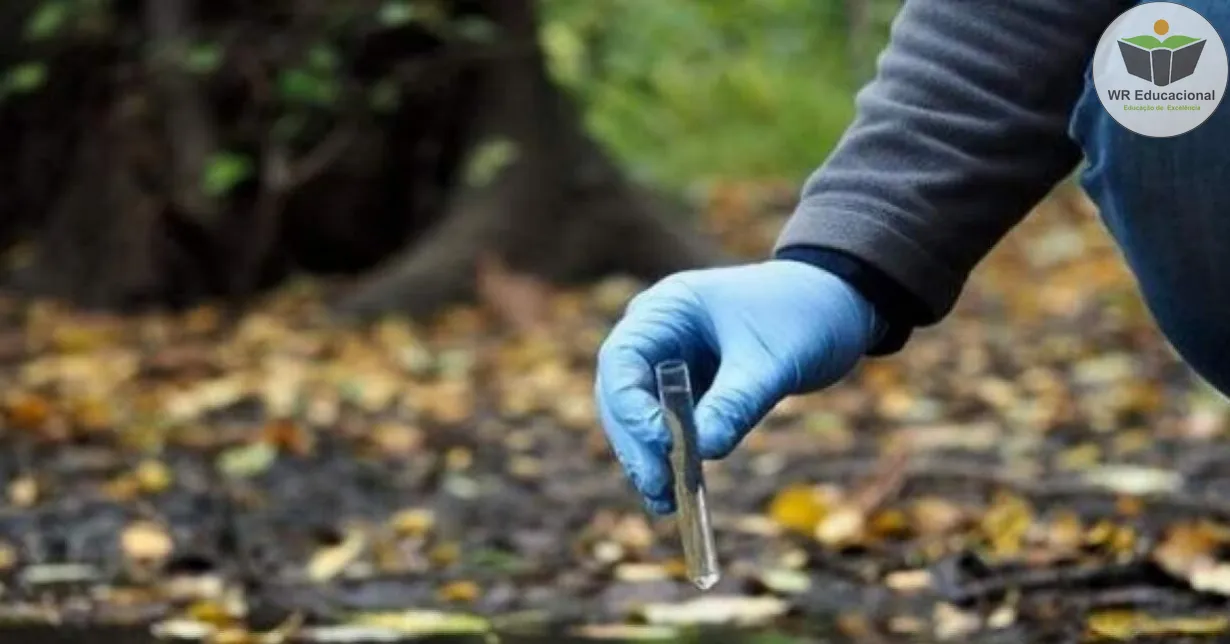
[436,580,481,603]
[186,599,233,627]
[1087,610,1229,640]
[134,460,173,494]
[121,520,174,564]
[767,483,835,534]
[868,508,911,539]
[307,528,366,582]
[979,491,1033,559]
[389,508,435,538]
[428,542,460,567]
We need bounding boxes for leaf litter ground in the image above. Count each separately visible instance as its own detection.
[1,183,1230,643]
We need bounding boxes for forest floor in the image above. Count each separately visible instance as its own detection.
[0,182,1229,643]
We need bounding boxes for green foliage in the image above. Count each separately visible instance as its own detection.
[202,151,254,197]
[3,63,47,96]
[464,139,519,188]
[541,0,898,188]
[377,1,418,28]
[183,43,224,75]
[277,68,340,107]
[25,2,69,41]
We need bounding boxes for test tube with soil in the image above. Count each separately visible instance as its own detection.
[654,359,721,590]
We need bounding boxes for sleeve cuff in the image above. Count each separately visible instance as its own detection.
[774,245,932,356]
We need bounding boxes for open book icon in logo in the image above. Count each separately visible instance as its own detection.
[1119,20,1207,86]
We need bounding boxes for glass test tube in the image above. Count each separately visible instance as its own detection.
[655,359,721,590]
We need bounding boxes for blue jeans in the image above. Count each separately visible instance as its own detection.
[1071,0,1230,394]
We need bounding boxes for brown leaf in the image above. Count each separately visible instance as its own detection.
[262,418,314,456]
[4,392,52,432]
[1153,521,1230,580]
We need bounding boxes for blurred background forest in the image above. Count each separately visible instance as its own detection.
[4,1,1230,644]
[0,0,898,317]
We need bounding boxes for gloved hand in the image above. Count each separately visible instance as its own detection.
[594,259,882,514]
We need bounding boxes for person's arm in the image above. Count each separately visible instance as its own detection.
[775,0,1132,354]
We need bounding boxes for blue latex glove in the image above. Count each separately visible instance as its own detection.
[594,259,882,514]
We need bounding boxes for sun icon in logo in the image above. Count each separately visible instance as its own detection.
[1155,19,1170,36]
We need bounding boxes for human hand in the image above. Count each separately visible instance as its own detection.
[594,260,881,514]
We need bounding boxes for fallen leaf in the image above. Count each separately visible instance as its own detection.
[757,568,811,595]
[428,542,461,568]
[308,528,367,582]
[1086,610,1229,640]
[436,580,481,603]
[134,459,173,494]
[571,624,679,640]
[814,504,866,548]
[150,619,216,641]
[767,484,837,534]
[20,563,99,585]
[217,442,277,479]
[614,563,670,583]
[262,418,314,456]
[121,520,174,564]
[979,491,1033,559]
[368,422,423,458]
[639,595,788,627]
[1189,564,1230,596]
[0,541,17,571]
[1081,464,1183,495]
[7,476,38,507]
[885,569,932,594]
[4,392,51,431]
[934,602,981,640]
[910,497,967,536]
[350,610,489,636]
[1153,521,1230,580]
[389,508,435,538]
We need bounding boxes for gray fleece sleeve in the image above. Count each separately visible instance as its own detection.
[774,0,1132,322]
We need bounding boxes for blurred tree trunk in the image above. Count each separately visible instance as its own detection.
[331,0,723,319]
[0,0,725,316]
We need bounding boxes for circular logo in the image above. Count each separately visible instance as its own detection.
[1093,2,1228,137]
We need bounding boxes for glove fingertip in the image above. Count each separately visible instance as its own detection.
[644,496,676,516]
[694,406,741,460]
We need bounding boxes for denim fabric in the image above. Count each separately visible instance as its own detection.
[1071,0,1230,393]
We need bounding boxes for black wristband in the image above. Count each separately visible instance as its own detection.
[774,245,933,356]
